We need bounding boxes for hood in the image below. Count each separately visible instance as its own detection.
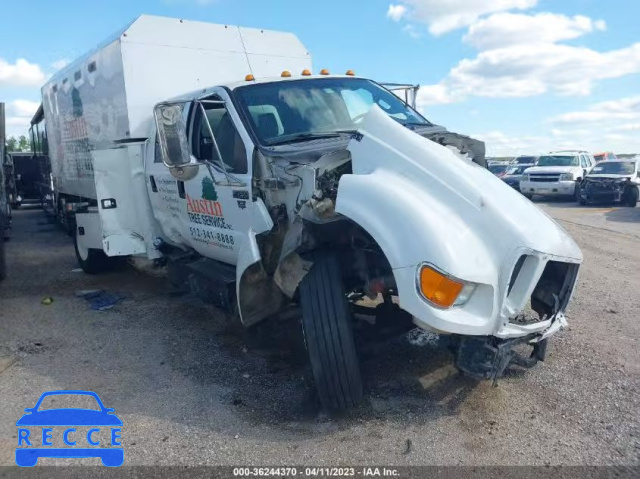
[338,106,582,275]
[586,174,632,180]
[524,166,578,174]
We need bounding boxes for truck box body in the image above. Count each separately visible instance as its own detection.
[42,15,311,200]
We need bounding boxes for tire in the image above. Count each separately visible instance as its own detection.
[299,253,363,412]
[573,181,582,202]
[73,228,114,274]
[624,186,638,207]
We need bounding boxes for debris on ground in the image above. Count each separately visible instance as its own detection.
[407,328,440,347]
[41,297,54,305]
[75,290,126,311]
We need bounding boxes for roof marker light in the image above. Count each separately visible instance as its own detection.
[281,70,292,77]
[345,70,355,76]
[320,69,330,75]
[245,74,255,81]
[301,69,312,76]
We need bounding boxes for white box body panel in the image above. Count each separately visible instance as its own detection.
[42,14,311,200]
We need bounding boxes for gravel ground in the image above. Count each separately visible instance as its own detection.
[0,204,638,467]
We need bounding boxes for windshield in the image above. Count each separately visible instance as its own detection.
[536,155,579,167]
[515,156,537,164]
[234,78,431,146]
[590,162,636,175]
[489,164,509,174]
[506,165,529,175]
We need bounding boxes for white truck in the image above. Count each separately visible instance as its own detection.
[39,15,582,411]
[520,150,597,200]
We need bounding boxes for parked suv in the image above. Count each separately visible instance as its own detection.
[579,159,639,206]
[520,150,596,200]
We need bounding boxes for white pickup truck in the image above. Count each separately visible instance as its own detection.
[37,15,582,411]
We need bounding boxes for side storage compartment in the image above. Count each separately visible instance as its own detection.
[92,144,160,258]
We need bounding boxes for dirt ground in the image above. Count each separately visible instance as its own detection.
[0,202,638,467]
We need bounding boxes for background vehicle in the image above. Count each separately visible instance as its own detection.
[520,150,596,200]
[502,163,535,192]
[579,159,639,206]
[488,163,510,177]
[35,15,581,412]
[594,151,617,163]
[513,155,538,165]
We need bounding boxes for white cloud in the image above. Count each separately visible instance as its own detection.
[0,58,46,87]
[475,96,640,156]
[389,0,538,35]
[4,100,40,138]
[463,13,606,50]
[415,12,640,107]
[549,96,640,125]
[402,24,422,39]
[51,59,70,70]
[387,4,407,22]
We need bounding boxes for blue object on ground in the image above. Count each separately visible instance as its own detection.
[75,290,125,311]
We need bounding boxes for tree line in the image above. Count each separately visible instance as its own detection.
[6,136,31,152]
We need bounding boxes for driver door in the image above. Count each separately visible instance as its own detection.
[180,90,255,265]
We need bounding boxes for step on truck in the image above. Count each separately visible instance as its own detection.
[37,15,582,411]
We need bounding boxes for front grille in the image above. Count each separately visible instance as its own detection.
[508,258,579,324]
[530,174,560,182]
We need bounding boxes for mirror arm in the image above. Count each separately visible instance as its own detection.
[203,160,246,187]
[198,101,226,174]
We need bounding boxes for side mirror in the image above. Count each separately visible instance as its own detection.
[154,102,192,168]
[169,155,200,181]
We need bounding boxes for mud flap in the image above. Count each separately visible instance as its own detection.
[92,145,150,257]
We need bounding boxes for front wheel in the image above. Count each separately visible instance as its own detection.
[573,181,582,202]
[299,253,363,412]
[73,228,116,274]
[624,186,638,207]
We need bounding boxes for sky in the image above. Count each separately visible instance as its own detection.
[1,0,639,156]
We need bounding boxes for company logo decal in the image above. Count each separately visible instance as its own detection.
[186,177,235,250]
[15,390,123,467]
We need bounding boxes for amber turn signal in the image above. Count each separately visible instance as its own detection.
[418,265,464,309]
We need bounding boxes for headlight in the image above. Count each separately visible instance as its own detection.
[417,264,477,309]
[559,173,574,181]
[521,174,530,181]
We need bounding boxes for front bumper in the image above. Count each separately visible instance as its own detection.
[580,181,628,203]
[520,180,577,196]
[394,251,579,341]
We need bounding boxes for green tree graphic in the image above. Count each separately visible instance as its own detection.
[201,177,218,201]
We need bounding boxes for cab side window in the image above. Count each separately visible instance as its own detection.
[580,155,588,168]
[191,99,248,174]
